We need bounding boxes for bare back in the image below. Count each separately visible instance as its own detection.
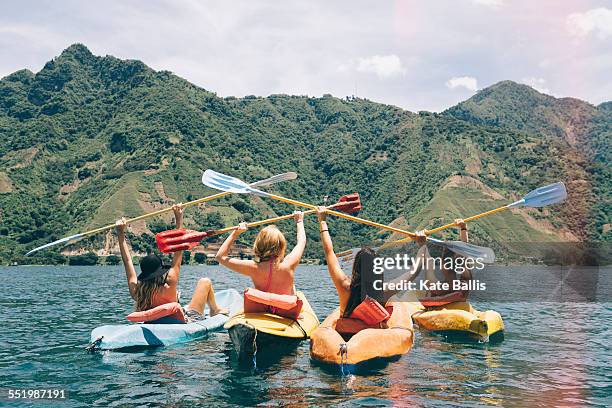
[150,283,179,307]
[251,259,296,295]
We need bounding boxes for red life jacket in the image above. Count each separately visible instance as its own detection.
[335,296,391,335]
[127,302,187,323]
[419,291,467,307]
[243,288,303,319]
[243,258,303,320]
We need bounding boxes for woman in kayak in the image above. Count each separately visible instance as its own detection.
[410,219,472,301]
[116,204,228,319]
[215,211,305,296]
[315,207,386,318]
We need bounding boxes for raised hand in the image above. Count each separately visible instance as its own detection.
[235,222,248,235]
[115,218,127,235]
[315,206,327,222]
[454,218,467,229]
[172,203,184,218]
[294,210,304,223]
[415,230,427,246]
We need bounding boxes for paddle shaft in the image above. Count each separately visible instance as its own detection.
[388,181,565,246]
[426,205,509,235]
[261,192,418,238]
[74,191,232,239]
[206,201,348,237]
[60,172,298,242]
[387,204,511,246]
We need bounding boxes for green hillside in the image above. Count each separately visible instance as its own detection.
[444,80,611,242]
[0,44,609,264]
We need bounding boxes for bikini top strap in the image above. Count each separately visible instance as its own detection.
[265,257,275,292]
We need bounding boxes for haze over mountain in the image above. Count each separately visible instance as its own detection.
[0,44,609,264]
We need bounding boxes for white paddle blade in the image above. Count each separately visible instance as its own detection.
[202,170,267,196]
[508,182,567,208]
[25,233,84,256]
[428,238,496,264]
[202,170,249,192]
[251,172,297,187]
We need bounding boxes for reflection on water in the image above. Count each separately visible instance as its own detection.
[0,265,609,407]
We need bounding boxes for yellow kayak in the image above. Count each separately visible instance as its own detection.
[224,291,319,360]
[412,301,504,342]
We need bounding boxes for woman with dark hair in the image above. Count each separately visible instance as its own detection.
[309,207,416,366]
[315,208,386,319]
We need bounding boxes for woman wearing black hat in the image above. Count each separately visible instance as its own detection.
[116,204,228,319]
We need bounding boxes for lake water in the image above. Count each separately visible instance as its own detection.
[1,265,610,407]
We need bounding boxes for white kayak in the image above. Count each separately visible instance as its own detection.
[89,289,242,350]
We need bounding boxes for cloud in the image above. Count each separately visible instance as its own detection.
[0,1,609,111]
[520,77,551,94]
[567,8,612,39]
[538,59,551,69]
[353,55,407,79]
[445,76,478,92]
[471,0,504,8]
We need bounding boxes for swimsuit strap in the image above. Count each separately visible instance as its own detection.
[265,257,276,314]
[265,257,275,292]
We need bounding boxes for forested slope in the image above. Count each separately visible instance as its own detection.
[0,44,608,264]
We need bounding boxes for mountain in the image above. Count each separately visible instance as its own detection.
[0,44,609,264]
[444,80,611,244]
[444,80,598,145]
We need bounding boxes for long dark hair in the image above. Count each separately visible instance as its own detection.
[343,247,378,318]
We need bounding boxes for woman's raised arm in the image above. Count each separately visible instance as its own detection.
[116,219,138,300]
[215,223,256,277]
[455,219,473,280]
[316,207,350,295]
[166,204,185,287]
[283,211,306,269]
[455,218,469,243]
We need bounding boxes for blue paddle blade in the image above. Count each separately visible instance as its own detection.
[508,182,567,208]
[428,238,496,264]
[202,170,268,196]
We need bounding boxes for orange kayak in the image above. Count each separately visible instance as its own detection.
[309,301,418,369]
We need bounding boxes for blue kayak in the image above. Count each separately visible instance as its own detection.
[89,289,242,350]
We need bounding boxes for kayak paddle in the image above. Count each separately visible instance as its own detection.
[388,181,568,247]
[202,170,496,265]
[427,237,495,263]
[202,170,418,238]
[156,194,362,253]
[25,172,297,256]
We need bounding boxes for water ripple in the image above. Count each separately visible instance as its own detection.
[0,265,609,407]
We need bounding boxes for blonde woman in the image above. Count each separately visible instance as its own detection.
[215,211,305,296]
[116,204,228,319]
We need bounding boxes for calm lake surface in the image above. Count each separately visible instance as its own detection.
[1,265,610,407]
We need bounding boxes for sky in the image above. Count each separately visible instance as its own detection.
[0,0,610,112]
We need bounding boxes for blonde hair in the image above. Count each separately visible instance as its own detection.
[134,274,166,311]
[253,225,286,262]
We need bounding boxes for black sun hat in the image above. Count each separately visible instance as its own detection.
[138,253,170,281]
